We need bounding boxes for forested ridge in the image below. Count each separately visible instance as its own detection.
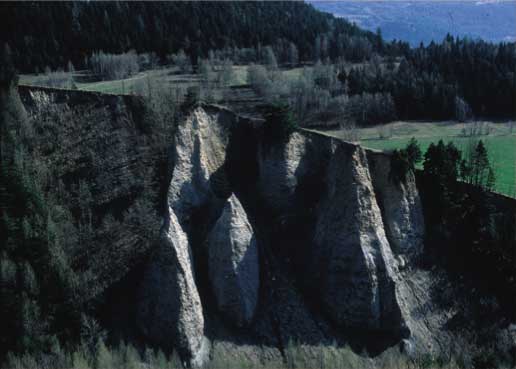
[1,1,514,120]
[0,1,383,72]
[343,36,516,120]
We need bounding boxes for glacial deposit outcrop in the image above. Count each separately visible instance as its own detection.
[15,85,446,366]
[15,85,516,367]
[368,152,425,259]
[207,193,259,327]
[138,107,236,365]
[311,144,403,332]
[137,209,206,366]
[134,103,437,365]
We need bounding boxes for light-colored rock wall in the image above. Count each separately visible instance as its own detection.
[138,107,237,366]
[312,143,403,331]
[168,108,231,225]
[137,209,206,366]
[257,132,310,213]
[368,151,425,259]
[207,194,259,327]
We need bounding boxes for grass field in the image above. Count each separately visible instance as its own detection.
[19,65,249,93]
[18,65,304,95]
[326,121,516,196]
[19,67,199,95]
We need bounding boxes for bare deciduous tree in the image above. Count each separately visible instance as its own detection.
[37,66,75,89]
[168,49,192,74]
[218,59,234,88]
[288,42,299,67]
[263,46,278,71]
[87,50,139,80]
[339,120,359,142]
[455,95,473,122]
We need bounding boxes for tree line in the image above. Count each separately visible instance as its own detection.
[244,36,515,125]
[341,36,516,120]
[396,138,516,321]
[0,1,390,73]
[2,2,513,123]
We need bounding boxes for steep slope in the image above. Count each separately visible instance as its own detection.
[138,107,235,365]
[207,193,259,328]
[311,144,403,333]
[16,85,166,294]
[8,86,514,367]
[135,103,438,365]
[367,151,425,259]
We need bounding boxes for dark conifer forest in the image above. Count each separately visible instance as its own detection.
[0,1,380,71]
[343,36,516,120]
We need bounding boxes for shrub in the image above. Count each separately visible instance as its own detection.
[263,103,297,144]
[39,66,75,89]
[168,49,192,74]
[472,349,500,369]
[87,50,139,81]
[248,64,270,94]
[181,86,200,113]
[95,341,114,369]
[390,137,422,183]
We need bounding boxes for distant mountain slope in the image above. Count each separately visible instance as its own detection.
[309,1,516,46]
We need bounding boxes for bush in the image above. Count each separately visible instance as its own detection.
[472,349,500,369]
[248,64,270,94]
[180,86,200,114]
[37,66,75,89]
[1,340,186,369]
[87,50,139,81]
[390,137,422,183]
[263,103,297,144]
[168,49,192,74]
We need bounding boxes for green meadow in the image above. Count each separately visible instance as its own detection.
[327,121,516,197]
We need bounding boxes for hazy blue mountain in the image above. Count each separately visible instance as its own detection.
[309,1,516,45]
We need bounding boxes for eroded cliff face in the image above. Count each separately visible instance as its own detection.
[207,193,259,328]
[137,108,237,366]
[312,144,402,332]
[367,152,425,259]
[15,87,456,366]
[16,86,166,295]
[134,104,439,365]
